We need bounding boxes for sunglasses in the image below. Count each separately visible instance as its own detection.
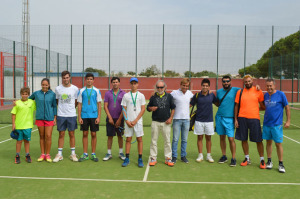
[156,86,165,89]
[222,80,230,83]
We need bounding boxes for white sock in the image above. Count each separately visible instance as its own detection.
[70,148,75,155]
[199,153,203,157]
[260,157,264,161]
[119,148,123,153]
[207,153,211,157]
[108,149,112,154]
[245,155,250,161]
[58,148,63,156]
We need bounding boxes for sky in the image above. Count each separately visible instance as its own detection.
[0,0,300,26]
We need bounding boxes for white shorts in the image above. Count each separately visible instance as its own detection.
[124,122,144,138]
[194,121,214,136]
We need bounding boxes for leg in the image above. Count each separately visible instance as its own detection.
[205,135,212,153]
[228,137,236,159]
[58,131,65,148]
[69,131,75,148]
[256,142,264,157]
[91,132,97,153]
[137,136,143,155]
[266,140,273,159]
[82,131,89,153]
[180,120,189,157]
[24,140,30,154]
[125,137,132,154]
[241,141,249,155]
[275,142,283,162]
[117,135,123,149]
[150,122,160,159]
[197,135,204,153]
[162,123,172,159]
[107,136,113,151]
[172,120,181,158]
[45,126,53,155]
[16,140,23,153]
[220,135,226,156]
[38,126,45,154]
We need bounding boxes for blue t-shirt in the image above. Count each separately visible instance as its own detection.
[216,87,240,118]
[264,91,288,126]
[77,87,102,119]
[190,92,217,122]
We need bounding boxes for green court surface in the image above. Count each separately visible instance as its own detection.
[0,108,300,198]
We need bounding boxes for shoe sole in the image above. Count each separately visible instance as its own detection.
[165,163,174,167]
[230,164,237,167]
[196,159,203,163]
[103,157,112,161]
[279,170,285,173]
[218,160,228,164]
[266,167,273,169]
[181,160,189,163]
[53,158,63,163]
[122,163,129,167]
[207,160,214,163]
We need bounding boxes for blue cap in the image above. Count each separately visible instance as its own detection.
[130,77,138,83]
[10,130,19,140]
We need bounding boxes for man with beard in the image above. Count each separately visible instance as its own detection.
[234,75,266,169]
[147,80,176,167]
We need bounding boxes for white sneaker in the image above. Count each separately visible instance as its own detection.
[266,161,273,169]
[279,165,286,173]
[206,155,214,163]
[196,154,203,162]
[53,154,63,163]
[70,154,78,162]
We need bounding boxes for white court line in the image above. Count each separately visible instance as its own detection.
[283,135,300,144]
[0,125,12,130]
[143,157,151,182]
[0,129,38,144]
[0,176,299,185]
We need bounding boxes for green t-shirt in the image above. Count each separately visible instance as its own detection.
[11,99,36,129]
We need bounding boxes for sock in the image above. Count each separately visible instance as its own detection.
[138,154,142,159]
[260,157,264,161]
[16,153,20,156]
[199,153,203,156]
[119,148,123,153]
[108,149,112,154]
[207,153,211,157]
[26,153,30,156]
[70,148,75,155]
[58,148,63,156]
[91,153,96,155]
[245,155,250,161]
[84,153,88,156]
[126,153,129,158]
[268,158,272,162]
[279,161,283,166]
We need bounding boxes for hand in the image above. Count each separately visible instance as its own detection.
[108,118,114,125]
[126,120,133,128]
[284,121,290,128]
[95,117,100,124]
[149,106,158,112]
[131,120,137,127]
[115,119,121,128]
[256,85,261,91]
[79,118,83,125]
[12,124,16,131]
[53,119,57,126]
[165,118,172,124]
[235,119,239,128]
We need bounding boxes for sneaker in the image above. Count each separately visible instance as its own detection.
[278,165,286,173]
[266,160,273,169]
[45,155,52,163]
[260,160,266,169]
[122,157,130,167]
[53,154,63,163]
[218,155,228,164]
[119,153,125,160]
[69,154,78,162]
[25,154,32,163]
[196,154,203,162]
[91,154,99,162]
[230,158,236,167]
[240,158,251,166]
[149,158,157,166]
[79,154,89,162]
[165,158,174,167]
[103,153,112,161]
[15,155,20,164]
[206,155,214,163]
[37,154,45,162]
[181,156,189,163]
[171,157,177,164]
[138,158,144,168]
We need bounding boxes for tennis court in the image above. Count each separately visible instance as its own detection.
[0,107,299,198]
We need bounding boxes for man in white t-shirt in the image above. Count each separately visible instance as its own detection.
[171,78,194,164]
[121,77,146,168]
[53,71,79,162]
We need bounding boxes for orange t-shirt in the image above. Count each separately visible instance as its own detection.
[235,86,264,120]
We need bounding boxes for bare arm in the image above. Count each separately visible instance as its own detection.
[259,101,265,111]
[95,102,101,124]
[12,114,16,130]
[77,103,83,124]
[234,103,239,128]
[123,106,133,128]
[104,102,114,125]
[131,105,146,126]
[284,105,291,128]
[165,109,175,124]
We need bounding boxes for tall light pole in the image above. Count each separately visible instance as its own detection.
[22,0,30,87]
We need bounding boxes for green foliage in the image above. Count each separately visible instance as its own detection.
[139,65,161,77]
[127,71,136,76]
[184,71,194,77]
[164,70,180,77]
[85,67,107,76]
[184,70,217,77]
[4,70,23,76]
[238,64,261,78]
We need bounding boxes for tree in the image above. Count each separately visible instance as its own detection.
[85,67,107,76]
[184,71,194,77]
[164,70,180,77]
[238,64,261,78]
[127,71,136,76]
[194,70,217,77]
[139,65,161,77]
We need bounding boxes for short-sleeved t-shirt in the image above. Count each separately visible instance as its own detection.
[11,99,36,129]
[121,91,146,125]
[171,89,194,120]
[235,86,264,120]
[104,89,126,119]
[190,92,217,122]
[77,86,102,119]
[216,87,240,118]
[55,84,79,117]
[264,91,288,126]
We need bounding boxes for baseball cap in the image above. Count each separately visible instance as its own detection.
[10,130,19,140]
[130,77,138,83]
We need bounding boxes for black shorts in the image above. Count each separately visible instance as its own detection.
[106,118,124,137]
[80,118,99,132]
[235,117,262,142]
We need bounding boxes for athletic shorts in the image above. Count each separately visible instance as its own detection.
[124,122,144,138]
[57,116,78,131]
[263,125,283,143]
[35,120,54,127]
[215,115,235,138]
[80,118,99,132]
[106,118,124,137]
[194,121,214,136]
[15,128,32,141]
[235,117,262,142]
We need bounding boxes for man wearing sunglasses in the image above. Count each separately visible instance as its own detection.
[147,80,176,167]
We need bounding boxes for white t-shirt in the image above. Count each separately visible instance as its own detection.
[171,89,194,119]
[121,91,146,125]
[55,84,79,117]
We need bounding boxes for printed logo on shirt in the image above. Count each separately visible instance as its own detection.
[265,99,277,107]
[60,94,72,103]
[155,97,167,109]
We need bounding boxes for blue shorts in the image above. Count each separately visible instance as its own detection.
[15,129,32,141]
[263,125,283,143]
[235,117,262,142]
[215,115,235,138]
[57,116,78,131]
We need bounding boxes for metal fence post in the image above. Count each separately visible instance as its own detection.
[70,25,72,83]
[82,24,85,88]
[189,24,192,89]
[31,46,34,92]
[292,52,295,104]
[162,24,164,80]
[280,55,282,91]
[46,50,48,79]
[244,25,247,76]
[108,24,111,90]
[271,25,274,78]
[135,24,137,77]
[57,53,59,86]
[13,41,16,98]
[216,25,219,91]
[48,25,50,79]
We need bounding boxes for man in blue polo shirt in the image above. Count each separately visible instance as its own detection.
[263,79,290,173]
[190,79,218,163]
[215,76,240,167]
